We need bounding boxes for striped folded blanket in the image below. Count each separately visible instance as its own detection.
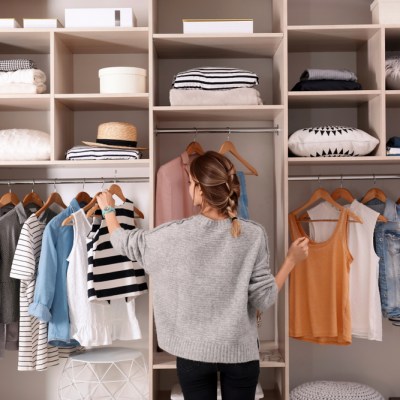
[172,67,259,90]
[66,145,142,160]
[0,59,36,72]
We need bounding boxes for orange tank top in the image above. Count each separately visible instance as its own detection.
[289,208,353,345]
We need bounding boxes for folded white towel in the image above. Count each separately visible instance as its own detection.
[169,87,263,106]
[0,69,46,84]
[0,82,46,94]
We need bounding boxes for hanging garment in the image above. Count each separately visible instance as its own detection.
[10,208,62,370]
[364,198,400,321]
[155,151,200,226]
[0,204,15,217]
[289,208,352,345]
[87,200,148,302]
[28,199,81,347]
[0,202,39,357]
[67,209,141,346]
[237,171,249,220]
[307,200,382,341]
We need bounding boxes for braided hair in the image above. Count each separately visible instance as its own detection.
[189,150,241,237]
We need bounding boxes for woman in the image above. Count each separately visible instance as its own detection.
[97,151,308,400]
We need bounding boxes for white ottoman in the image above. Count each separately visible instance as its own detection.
[290,381,384,400]
[58,347,148,399]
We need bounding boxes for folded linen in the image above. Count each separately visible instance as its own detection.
[0,69,46,84]
[300,68,358,82]
[387,147,400,155]
[291,79,362,91]
[0,82,46,94]
[0,59,36,72]
[169,87,263,106]
[172,67,259,90]
[66,145,142,161]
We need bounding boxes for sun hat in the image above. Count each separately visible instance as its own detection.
[82,122,147,150]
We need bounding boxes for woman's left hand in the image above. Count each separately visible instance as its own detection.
[96,190,115,211]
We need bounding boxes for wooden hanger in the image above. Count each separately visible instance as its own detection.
[75,191,92,206]
[218,139,258,176]
[186,140,205,156]
[331,187,387,222]
[62,191,102,226]
[22,191,44,208]
[361,187,387,204]
[293,188,362,223]
[0,185,20,207]
[85,184,145,220]
[36,189,67,217]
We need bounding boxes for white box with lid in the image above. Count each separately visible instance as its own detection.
[370,0,400,24]
[65,8,135,28]
[99,67,147,94]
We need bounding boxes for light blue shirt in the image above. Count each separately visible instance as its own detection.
[28,199,81,347]
[237,171,249,220]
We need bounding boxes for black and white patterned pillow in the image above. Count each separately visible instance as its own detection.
[288,126,379,157]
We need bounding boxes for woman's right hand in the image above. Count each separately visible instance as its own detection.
[287,237,309,265]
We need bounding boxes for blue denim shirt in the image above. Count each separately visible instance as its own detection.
[237,171,249,220]
[28,199,81,347]
[365,198,400,319]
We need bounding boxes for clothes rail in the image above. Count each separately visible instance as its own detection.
[289,174,400,182]
[155,126,280,135]
[0,177,149,185]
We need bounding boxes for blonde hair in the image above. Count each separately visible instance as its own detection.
[189,151,241,237]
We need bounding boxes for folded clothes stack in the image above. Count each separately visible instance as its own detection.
[386,137,400,155]
[170,66,263,106]
[0,59,47,94]
[291,68,362,91]
[66,145,142,161]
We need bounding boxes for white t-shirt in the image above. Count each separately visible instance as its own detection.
[67,209,141,347]
[308,200,382,341]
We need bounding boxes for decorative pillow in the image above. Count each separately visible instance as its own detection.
[386,57,400,90]
[0,128,50,161]
[288,125,379,157]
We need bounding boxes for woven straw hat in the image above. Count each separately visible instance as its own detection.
[82,122,147,150]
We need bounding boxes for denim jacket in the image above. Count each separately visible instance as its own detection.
[365,198,400,319]
[28,199,81,347]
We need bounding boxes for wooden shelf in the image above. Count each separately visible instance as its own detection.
[0,160,150,168]
[0,29,50,53]
[153,33,283,58]
[288,25,381,51]
[153,352,176,369]
[55,94,149,111]
[153,105,284,122]
[54,28,149,53]
[288,91,381,107]
[157,389,281,400]
[288,156,400,166]
[0,95,50,111]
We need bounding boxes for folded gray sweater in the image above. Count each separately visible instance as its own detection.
[110,214,277,363]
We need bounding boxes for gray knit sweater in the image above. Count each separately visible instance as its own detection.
[110,214,278,363]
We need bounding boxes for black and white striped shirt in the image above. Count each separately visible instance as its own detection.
[172,67,259,90]
[87,199,148,302]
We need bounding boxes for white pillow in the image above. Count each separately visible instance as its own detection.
[386,57,400,90]
[288,125,379,157]
[0,128,50,161]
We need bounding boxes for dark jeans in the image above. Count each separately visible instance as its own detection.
[176,357,260,400]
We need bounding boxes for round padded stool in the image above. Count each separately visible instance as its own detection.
[58,347,148,400]
[290,381,384,400]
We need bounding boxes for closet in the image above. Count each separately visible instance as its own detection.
[1,0,399,399]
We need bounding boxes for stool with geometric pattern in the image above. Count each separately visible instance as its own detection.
[58,347,148,399]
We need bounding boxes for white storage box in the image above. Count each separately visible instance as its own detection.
[0,18,20,28]
[371,0,400,24]
[183,19,253,34]
[65,8,135,28]
[99,67,147,94]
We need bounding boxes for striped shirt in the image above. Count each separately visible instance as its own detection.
[172,67,259,90]
[87,199,148,302]
[10,212,60,371]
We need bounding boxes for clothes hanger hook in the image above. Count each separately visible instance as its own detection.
[340,175,343,188]
[114,170,117,184]
[193,128,198,142]
[318,176,321,187]
[31,179,35,193]
[53,179,57,192]
[101,178,105,191]
[227,127,231,142]
[373,174,376,186]
[8,181,11,193]
[82,178,85,191]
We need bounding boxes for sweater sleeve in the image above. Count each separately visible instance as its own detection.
[110,227,150,273]
[248,227,278,311]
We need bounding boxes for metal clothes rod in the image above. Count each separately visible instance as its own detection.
[155,127,280,134]
[0,177,149,185]
[289,174,400,182]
